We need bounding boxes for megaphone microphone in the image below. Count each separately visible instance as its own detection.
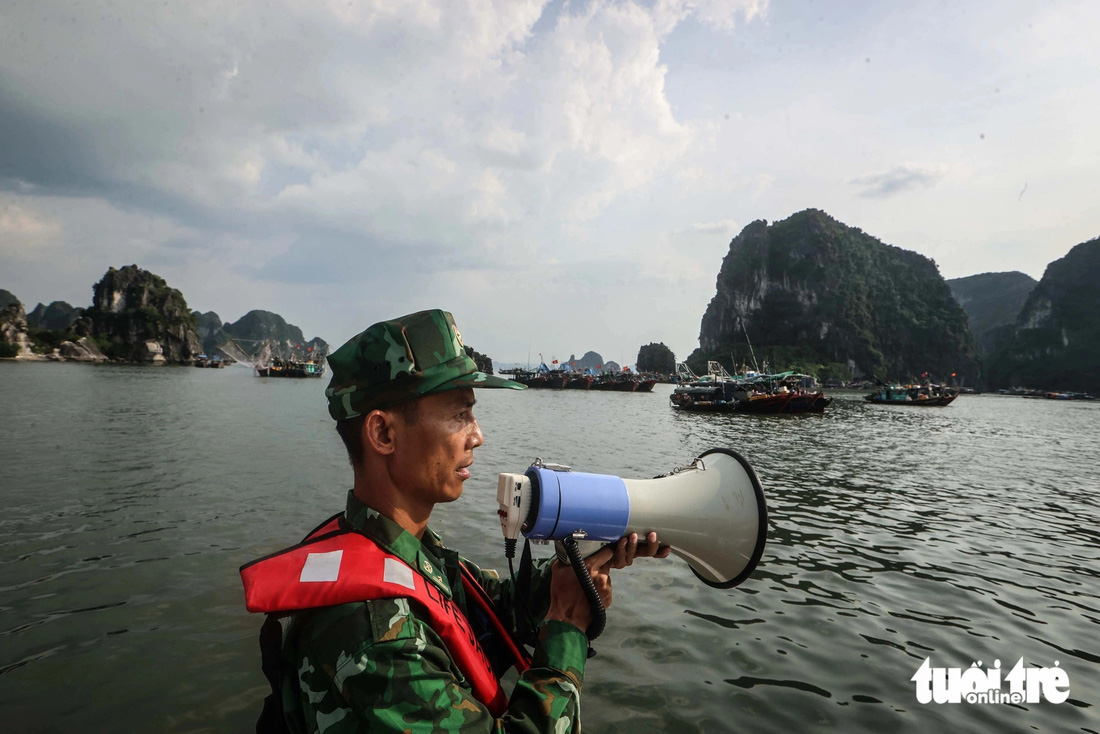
[496,448,768,638]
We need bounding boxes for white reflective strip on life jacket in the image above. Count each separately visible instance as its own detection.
[299,550,343,582]
[383,557,416,590]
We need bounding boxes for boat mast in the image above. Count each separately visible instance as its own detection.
[741,319,759,373]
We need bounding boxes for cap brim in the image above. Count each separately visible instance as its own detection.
[450,372,527,390]
[421,372,527,395]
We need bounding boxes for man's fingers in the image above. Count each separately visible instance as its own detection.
[585,545,615,571]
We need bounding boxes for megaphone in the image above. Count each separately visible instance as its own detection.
[496,447,767,588]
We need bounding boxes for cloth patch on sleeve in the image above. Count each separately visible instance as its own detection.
[383,557,415,590]
[299,550,343,583]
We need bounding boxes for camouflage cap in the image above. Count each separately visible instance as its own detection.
[325,309,524,420]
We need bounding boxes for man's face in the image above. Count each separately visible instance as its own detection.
[389,388,484,508]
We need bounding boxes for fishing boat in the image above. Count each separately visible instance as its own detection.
[593,375,637,391]
[782,391,830,413]
[544,373,568,389]
[257,358,325,378]
[219,338,327,378]
[669,382,739,412]
[734,390,793,414]
[865,384,958,406]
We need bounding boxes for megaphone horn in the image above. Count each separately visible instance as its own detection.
[496,448,767,588]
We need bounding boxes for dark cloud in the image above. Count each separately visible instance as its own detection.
[0,84,103,194]
[850,164,946,199]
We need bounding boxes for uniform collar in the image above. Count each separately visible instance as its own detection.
[344,490,456,598]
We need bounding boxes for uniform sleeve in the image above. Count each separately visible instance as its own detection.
[289,597,587,734]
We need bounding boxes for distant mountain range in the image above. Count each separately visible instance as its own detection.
[194,309,328,358]
[947,272,1037,355]
[0,265,328,365]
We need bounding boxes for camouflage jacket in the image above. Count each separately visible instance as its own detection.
[280,491,587,733]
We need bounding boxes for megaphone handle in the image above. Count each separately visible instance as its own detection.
[560,536,606,643]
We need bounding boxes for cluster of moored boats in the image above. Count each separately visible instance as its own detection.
[503,369,657,392]
[669,363,831,414]
[193,355,228,368]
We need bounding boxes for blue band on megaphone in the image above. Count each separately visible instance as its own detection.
[523,467,630,541]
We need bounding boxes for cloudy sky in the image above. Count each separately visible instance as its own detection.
[2,0,1097,364]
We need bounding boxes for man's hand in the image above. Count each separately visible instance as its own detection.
[546,546,614,633]
[610,531,672,569]
[545,533,671,633]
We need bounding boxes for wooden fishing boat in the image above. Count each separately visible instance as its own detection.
[736,391,794,414]
[669,383,739,412]
[785,390,831,413]
[592,376,636,391]
[865,385,958,406]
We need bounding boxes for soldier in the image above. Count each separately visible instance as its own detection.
[241,309,669,733]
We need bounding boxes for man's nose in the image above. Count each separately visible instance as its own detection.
[469,418,484,448]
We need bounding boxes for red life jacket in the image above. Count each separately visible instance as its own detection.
[240,514,531,718]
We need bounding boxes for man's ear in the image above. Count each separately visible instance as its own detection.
[363,409,398,456]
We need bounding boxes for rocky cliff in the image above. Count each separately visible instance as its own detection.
[0,296,33,358]
[636,343,675,373]
[27,301,84,332]
[73,265,202,363]
[567,352,605,370]
[947,272,1036,354]
[692,210,977,381]
[464,345,494,375]
[191,311,225,355]
[987,237,1100,392]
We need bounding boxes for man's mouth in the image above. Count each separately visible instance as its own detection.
[456,463,472,480]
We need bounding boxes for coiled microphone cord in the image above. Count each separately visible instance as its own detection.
[561,536,606,642]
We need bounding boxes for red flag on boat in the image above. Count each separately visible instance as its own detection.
[951,372,956,377]
[552,359,558,364]
[597,364,602,369]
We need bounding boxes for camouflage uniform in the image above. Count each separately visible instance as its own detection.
[280,491,587,733]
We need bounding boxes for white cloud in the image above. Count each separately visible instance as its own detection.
[0,202,62,252]
[673,219,739,236]
[850,164,949,199]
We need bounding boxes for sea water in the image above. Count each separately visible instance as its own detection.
[1,362,1097,732]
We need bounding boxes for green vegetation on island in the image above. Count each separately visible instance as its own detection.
[636,343,675,374]
[947,272,1036,355]
[986,237,1100,393]
[688,209,977,383]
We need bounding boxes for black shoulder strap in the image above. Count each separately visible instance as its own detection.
[256,614,291,734]
[516,538,539,646]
